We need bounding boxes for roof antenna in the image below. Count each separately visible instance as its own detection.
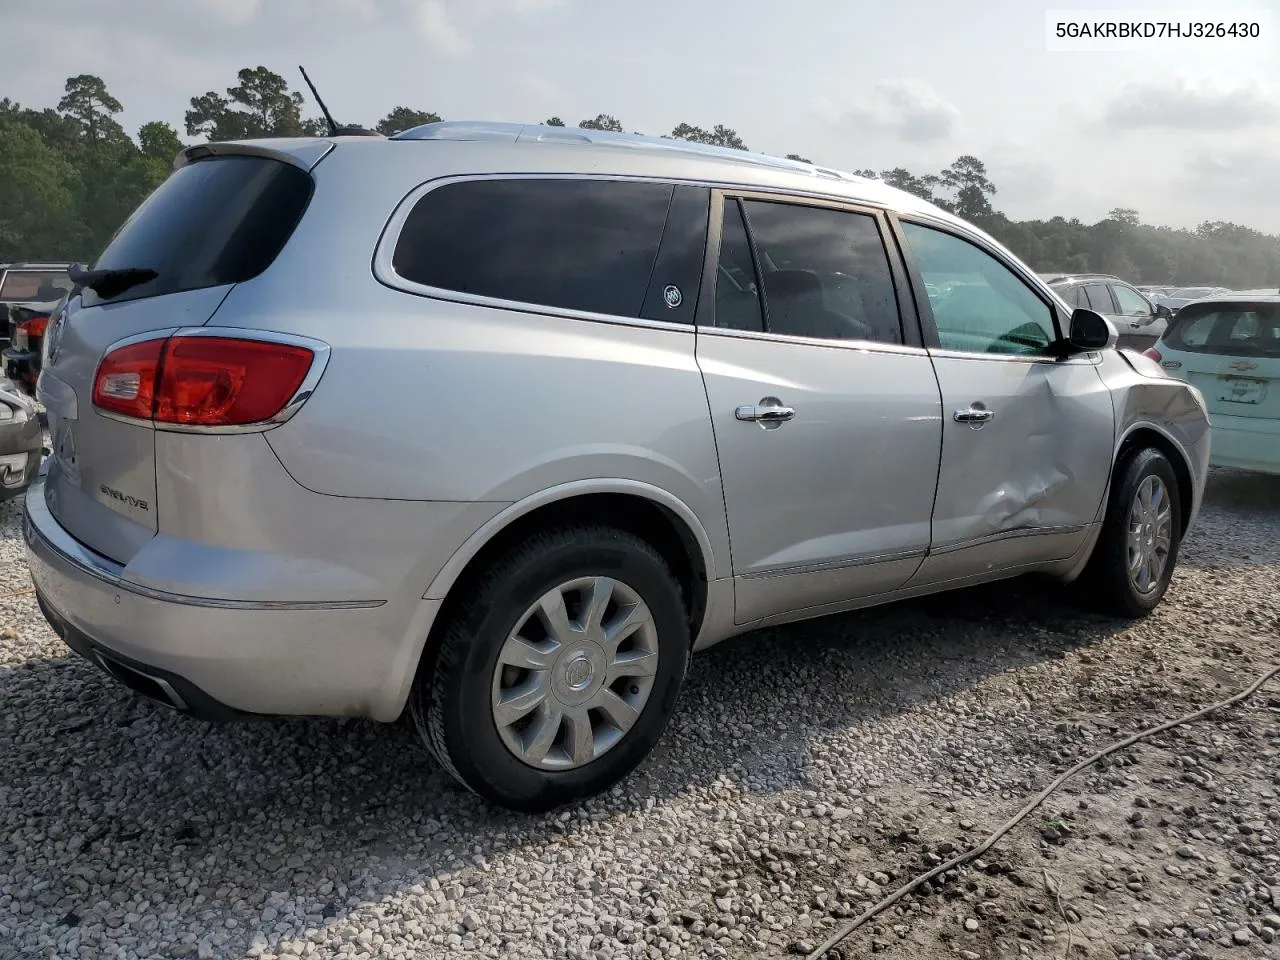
[297,65,381,138]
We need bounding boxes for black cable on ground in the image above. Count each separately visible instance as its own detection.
[805,661,1280,960]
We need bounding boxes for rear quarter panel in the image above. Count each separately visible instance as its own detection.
[208,143,731,578]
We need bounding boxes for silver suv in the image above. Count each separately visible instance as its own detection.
[24,123,1211,811]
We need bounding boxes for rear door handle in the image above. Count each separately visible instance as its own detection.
[736,401,796,423]
[953,406,995,425]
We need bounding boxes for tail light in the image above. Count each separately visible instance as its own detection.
[1142,347,1162,363]
[93,334,317,427]
[13,315,49,351]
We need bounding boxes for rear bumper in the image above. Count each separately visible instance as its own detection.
[23,476,443,721]
[1209,415,1280,475]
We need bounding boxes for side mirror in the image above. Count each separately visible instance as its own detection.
[1154,303,1173,320]
[1066,308,1117,352]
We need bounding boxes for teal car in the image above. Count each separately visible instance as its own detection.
[1144,298,1280,475]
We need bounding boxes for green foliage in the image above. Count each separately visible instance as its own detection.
[185,67,322,141]
[785,153,811,163]
[0,115,84,260]
[1,73,1278,288]
[670,122,747,150]
[58,74,126,144]
[579,114,623,132]
[376,107,442,136]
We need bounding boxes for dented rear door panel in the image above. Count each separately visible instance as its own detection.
[907,354,1114,584]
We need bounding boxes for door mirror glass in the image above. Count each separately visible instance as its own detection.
[1068,308,1116,351]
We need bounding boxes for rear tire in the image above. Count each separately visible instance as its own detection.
[412,525,689,812]
[1078,447,1182,618]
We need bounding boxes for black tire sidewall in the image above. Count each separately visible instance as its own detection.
[1097,448,1183,615]
[428,530,689,811]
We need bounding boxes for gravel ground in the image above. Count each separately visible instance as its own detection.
[1,468,1278,960]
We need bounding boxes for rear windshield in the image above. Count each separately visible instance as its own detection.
[1167,304,1280,357]
[86,156,313,306]
[0,270,72,302]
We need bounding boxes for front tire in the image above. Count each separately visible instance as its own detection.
[1079,447,1182,617]
[412,526,689,812]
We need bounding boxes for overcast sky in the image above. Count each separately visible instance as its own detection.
[3,0,1278,232]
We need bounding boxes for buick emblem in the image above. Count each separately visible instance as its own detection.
[662,285,683,309]
[563,655,593,691]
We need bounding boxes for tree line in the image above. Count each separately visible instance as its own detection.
[2,67,1277,289]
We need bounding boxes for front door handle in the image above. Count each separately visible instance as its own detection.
[736,399,796,424]
[953,405,995,425]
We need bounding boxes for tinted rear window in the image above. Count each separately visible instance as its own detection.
[1167,305,1280,356]
[86,156,313,306]
[392,178,676,318]
[0,270,72,302]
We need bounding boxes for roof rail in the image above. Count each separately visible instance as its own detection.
[392,121,870,183]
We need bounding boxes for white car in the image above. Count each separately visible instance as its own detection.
[1145,297,1280,474]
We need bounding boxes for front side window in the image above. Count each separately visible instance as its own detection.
[393,178,675,318]
[899,221,1056,355]
[741,200,903,344]
[1112,284,1152,317]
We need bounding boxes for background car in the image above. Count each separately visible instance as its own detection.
[1041,273,1174,349]
[1157,286,1231,314]
[1,263,74,396]
[0,377,42,501]
[1144,298,1280,475]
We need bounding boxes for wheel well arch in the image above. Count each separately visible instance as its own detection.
[1114,425,1195,534]
[422,488,711,666]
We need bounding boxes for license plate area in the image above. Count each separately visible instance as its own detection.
[1217,376,1266,405]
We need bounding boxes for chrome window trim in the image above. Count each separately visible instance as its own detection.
[372,172,904,336]
[24,480,383,611]
[91,327,332,435]
[927,347,1103,367]
[699,324,930,357]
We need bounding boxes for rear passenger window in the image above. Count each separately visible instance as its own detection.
[1083,284,1113,313]
[393,179,676,318]
[713,199,765,332]
[742,200,903,344]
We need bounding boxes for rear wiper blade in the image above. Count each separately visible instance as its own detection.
[69,263,157,299]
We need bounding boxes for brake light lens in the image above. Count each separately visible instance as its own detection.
[1142,347,1162,363]
[93,335,315,426]
[13,315,49,351]
[92,340,163,420]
